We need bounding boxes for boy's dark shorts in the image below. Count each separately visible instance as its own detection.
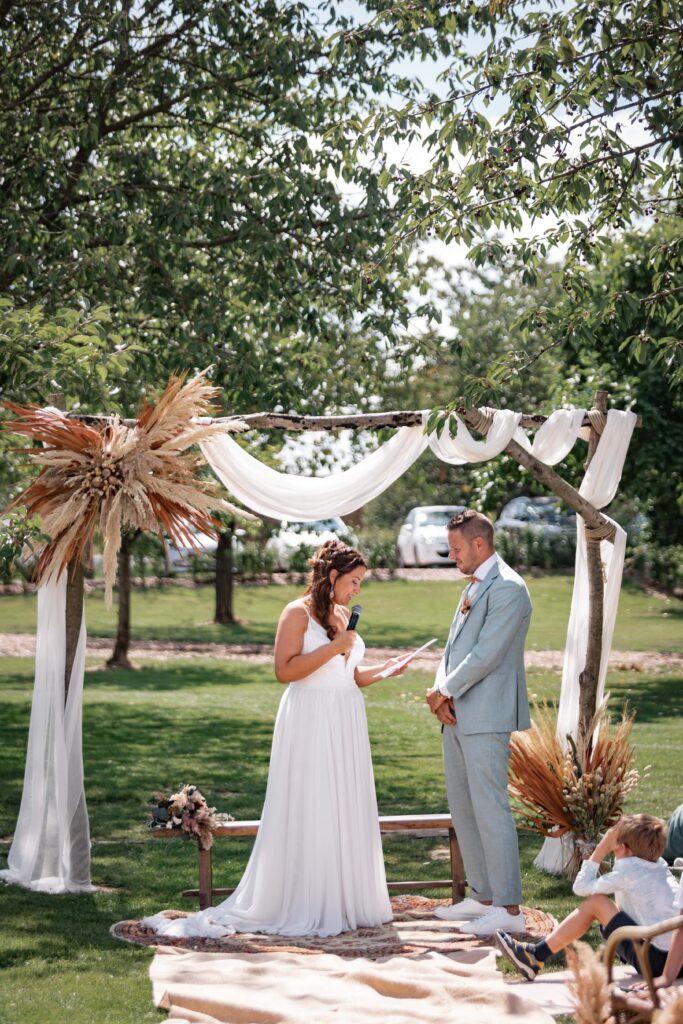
[600,911,682,977]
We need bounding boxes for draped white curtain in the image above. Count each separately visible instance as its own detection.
[534,409,637,874]
[200,407,590,521]
[0,573,93,892]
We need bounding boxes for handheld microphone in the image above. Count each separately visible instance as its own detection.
[347,604,362,630]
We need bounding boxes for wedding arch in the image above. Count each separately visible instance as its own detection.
[0,374,638,892]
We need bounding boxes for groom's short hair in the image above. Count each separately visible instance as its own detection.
[448,509,494,547]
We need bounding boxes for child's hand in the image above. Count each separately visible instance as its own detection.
[597,824,621,856]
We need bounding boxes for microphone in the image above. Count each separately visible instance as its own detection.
[347,604,362,630]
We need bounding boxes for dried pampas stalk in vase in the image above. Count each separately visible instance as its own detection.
[653,989,683,1024]
[509,698,642,880]
[3,372,252,603]
[566,942,613,1024]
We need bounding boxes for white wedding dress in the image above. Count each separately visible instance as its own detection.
[141,609,392,938]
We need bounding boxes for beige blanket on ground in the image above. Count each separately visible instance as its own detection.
[150,946,558,1024]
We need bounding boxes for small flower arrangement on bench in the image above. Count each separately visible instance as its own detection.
[149,784,231,850]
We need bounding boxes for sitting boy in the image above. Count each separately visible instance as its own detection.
[494,814,683,982]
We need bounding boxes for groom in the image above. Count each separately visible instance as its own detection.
[426,509,532,937]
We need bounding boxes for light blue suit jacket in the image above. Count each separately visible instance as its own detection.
[435,555,532,735]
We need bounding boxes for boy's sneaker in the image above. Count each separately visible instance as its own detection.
[494,930,544,981]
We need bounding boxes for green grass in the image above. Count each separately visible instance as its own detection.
[1,574,681,650]
[1,651,682,1023]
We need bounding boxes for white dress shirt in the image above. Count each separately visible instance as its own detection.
[573,856,680,950]
[438,553,498,696]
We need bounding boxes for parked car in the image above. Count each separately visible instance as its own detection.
[396,505,465,567]
[494,496,576,537]
[265,517,359,570]
[165,527,220,570]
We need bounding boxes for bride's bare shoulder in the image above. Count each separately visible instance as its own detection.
[279,599,311,623]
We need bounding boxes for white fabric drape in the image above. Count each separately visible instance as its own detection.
[200,425,429,520]
[514,408,587,464]
[201,407,589,525]
[0,573,93,893]
[426,409,522,464]
[534,409,638,874]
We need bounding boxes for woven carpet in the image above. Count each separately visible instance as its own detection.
[112,895,556,959]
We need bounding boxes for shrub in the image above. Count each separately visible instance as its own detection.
[287,543,316,574]
[627,543,683,593]
[235,541,277,578]
[494,528,576,570]
[356,528,398,570]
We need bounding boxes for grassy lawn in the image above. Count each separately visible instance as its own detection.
[1,574,681,650]
[1,649,682,1024]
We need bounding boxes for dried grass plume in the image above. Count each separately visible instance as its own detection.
[4,372,250,603]
[509,698,641,878]
[566,942,613,1024]
[653,989,683,1024]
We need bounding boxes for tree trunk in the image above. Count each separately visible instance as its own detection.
[214,523,235,624]
[107,533,134,669]
[578,390,609,740]
[64,556,85,702]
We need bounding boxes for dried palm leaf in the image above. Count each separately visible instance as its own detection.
[3,372,252,603]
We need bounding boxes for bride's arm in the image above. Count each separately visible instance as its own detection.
[273,604,355,683]
[355,658,407,688]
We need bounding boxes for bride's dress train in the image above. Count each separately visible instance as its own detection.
[141,612,391,938]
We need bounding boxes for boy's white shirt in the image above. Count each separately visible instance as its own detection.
[573,856,680,950]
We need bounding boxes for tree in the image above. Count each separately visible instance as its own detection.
[0,0,435,412]
[346,0,683,380]
[363,258,570,527]
[557,221,683,542]
[1,1,440,652]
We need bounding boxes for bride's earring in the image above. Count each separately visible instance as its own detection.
[329,578,335,601]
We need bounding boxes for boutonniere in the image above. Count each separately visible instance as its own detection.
[461,596,472,617]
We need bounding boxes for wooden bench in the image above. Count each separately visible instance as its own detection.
[153,813,465,910]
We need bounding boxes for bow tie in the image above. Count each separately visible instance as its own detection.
[463,574,479,584]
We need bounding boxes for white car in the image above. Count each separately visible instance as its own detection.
[265,517,358,570]
[396,505,465,567]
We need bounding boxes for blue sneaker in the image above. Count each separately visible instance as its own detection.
[494,929,544,981]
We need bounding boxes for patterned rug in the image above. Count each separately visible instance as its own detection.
[111,896,557,959]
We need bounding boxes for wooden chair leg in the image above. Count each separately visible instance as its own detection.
[448,827,466,901]
[198,846,213,910]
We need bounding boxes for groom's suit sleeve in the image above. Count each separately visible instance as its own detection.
[440,581,528,700]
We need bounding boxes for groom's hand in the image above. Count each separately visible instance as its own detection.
[426,686,448,713]
[435,700,456,726]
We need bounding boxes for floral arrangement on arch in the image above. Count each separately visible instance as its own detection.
[508,698,643,879]
[2,372,251,603]
[149,784,231,850]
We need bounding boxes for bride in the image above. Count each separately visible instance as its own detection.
[142,539,405,938]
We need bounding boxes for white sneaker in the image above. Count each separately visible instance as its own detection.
[454,906,527,936]
[434,897,490,920]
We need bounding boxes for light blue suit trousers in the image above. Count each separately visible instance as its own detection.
[439,555,531,906]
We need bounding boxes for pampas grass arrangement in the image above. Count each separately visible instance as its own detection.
[653,989,683,1023]
[3,372,250,603]
[509,698,642,878]
[566,938,683,1024]
[566,942,613,1024]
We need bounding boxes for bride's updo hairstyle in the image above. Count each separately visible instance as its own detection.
[306,538,367,640]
